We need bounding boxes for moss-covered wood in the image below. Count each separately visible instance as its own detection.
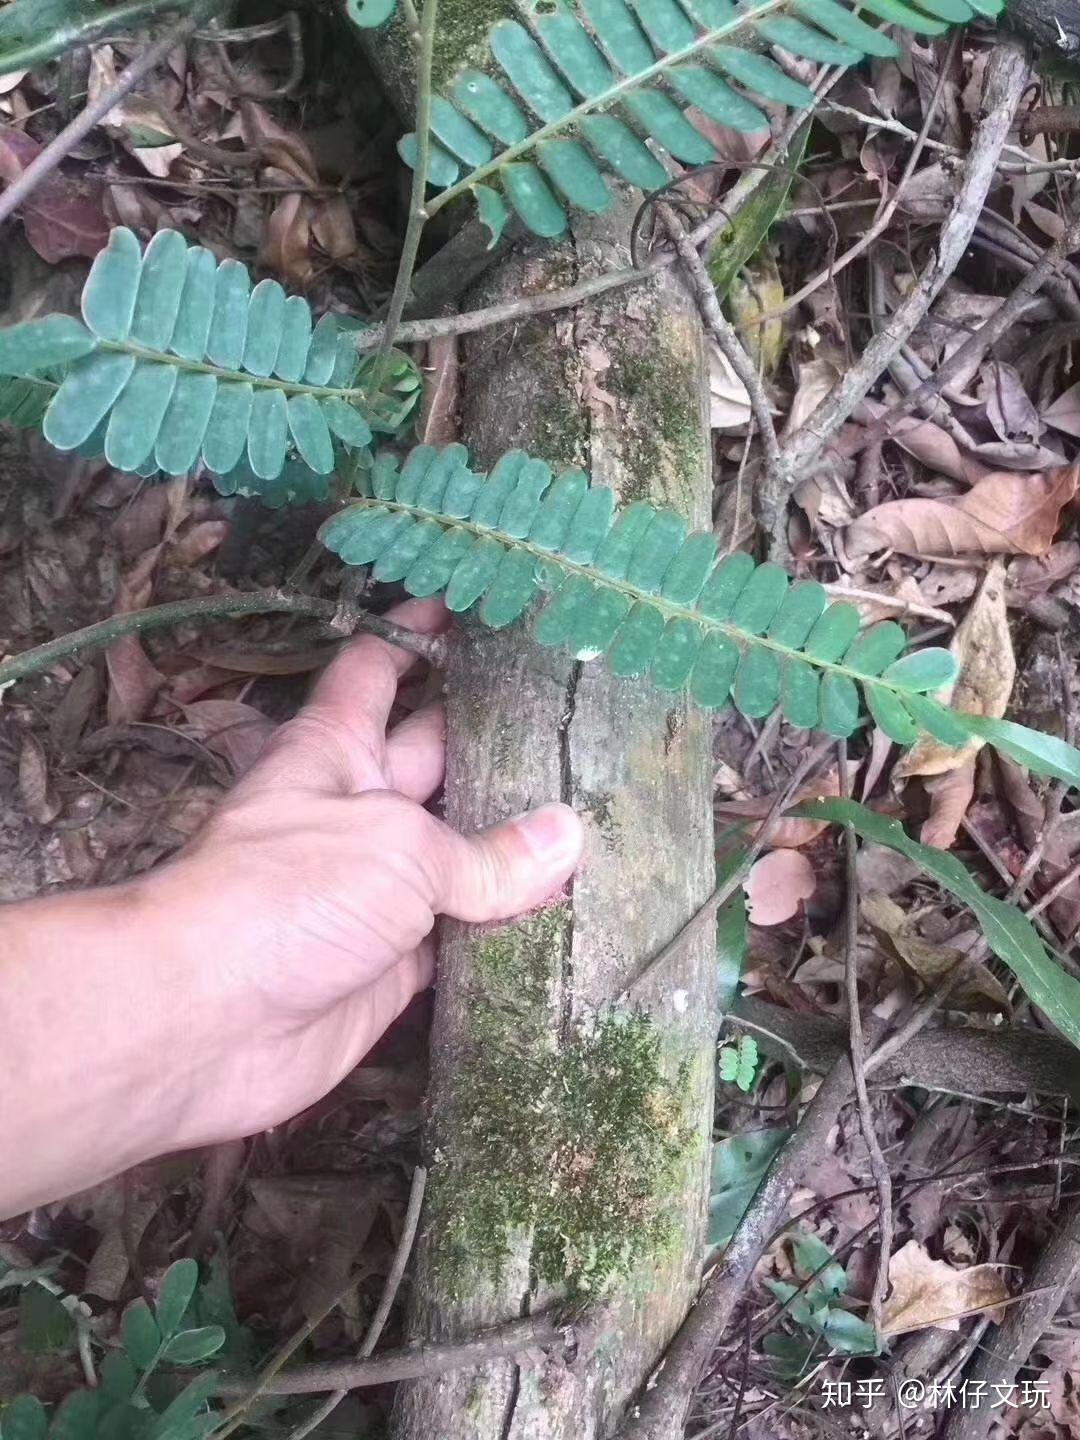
[390,191,717,1438]
[360,5,717,1435]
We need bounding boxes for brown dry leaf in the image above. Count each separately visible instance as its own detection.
[179,699,274,776]
[709,343,751,429]
[861,891,1010,1013]
[1042,381,1080,439]
[167,520,227,567]
[18,734,60,824]
[743,850,816,925]
[894,560,1014,782]
[978,361,1042,446]
[715,765,856,848]
[855,398,971,484]
[1007,541,1080,598]
[846,465,1080,559]
[0,124,108,262]
[881,1240,1009,1335]
[106,548,165,725]
[418,335,460,446]
[784,358,839,440]
[263,191,313,287]
[919,760,976,850]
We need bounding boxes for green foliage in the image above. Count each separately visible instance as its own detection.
[0,0,188,72]
[398,0,1002,238]
[707,1126,789,1248]
[1,1262,225,1440]
[718,1032,758,1090]
[319,442,1080,775]
[0,228,421,497]
[345,0,398,26]
[801,797,1080,1054]
[706,120,809,300]
[764,1230,878,1373]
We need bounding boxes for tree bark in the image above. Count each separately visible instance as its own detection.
[390,202,716,1439]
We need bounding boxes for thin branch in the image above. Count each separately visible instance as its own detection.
[655,202,783,544]
[370,0,438,380]
[0,591,446,692]
[838,743,892,1346]
[283,1167,428,1440]
[775,39,1031,490]
[619,734,833,1000]
[213,1313,573,1397]
[0,4,218,230]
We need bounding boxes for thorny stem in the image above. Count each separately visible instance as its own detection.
[837,741,893,1348]
[370,0,439,384]
[0,591,446,692]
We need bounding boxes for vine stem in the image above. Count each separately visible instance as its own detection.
[370,0,439,382]
[0,1,220,231]
[0,590,446,692]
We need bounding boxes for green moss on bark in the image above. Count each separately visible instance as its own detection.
[429,906,692,1295]
[607,331,707,511]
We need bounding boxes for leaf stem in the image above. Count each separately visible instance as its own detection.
[370,0,439,382]
[0,590,445,691]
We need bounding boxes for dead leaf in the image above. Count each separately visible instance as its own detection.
[0,124,108,262]
[846,465,1080,558]
[716,765,857,848]
[106,548,165,724]
[919,760,976,849]
[179,699,274,776]
[18,734,60,824]
[1042,381,1080,439]
[418,335,460,446]
[709,342,751,430]
[861,891,1010,1012]
[1007,541,1080,598]
[881,1240,1009,1335]
[978,361,1042,445]
[743,850,816,925]
[894,559,1015,781]
[855,399,971,484]
[785,358,839,439]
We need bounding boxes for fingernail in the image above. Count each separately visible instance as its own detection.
[512,803,584,868]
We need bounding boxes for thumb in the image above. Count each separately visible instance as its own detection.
[424,803,585,923]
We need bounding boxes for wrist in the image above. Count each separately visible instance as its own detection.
[0,875,221,1215]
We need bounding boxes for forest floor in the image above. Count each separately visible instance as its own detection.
[2,7,1080,1440]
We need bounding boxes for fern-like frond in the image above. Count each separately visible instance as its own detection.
[318,443,1080,785]
[0,228,414,484]
[319,443,954,731]
[399,0,1002,239]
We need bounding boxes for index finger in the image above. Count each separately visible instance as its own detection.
[235,597,449,797]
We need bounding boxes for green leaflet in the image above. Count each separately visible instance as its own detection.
[2,226,415,485]
[313,442,1080,775]
[801,798,1080,1056]
[397,0,1000,236]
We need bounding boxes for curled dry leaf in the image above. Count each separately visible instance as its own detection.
[978,361,1042,446]
[743,849,816,925]
[894,560,1015,784]
[18,733,61,824]
[715,765,857,848]
[881,1240,1009,1336]
[919,760,976,850]
[1041,381,1080,440]
[846,464,1080,559]
[708,342,752,430]
[861,891,1010,1012]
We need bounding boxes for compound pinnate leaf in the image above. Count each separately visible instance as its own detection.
[345,0,396,25]
[317,442,1080,778]
[8,226,409,494]
[396,0,987,236]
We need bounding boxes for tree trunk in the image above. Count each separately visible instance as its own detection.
[391,195,717,1440]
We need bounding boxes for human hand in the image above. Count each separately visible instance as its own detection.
[0,599,584,1215]
[146,596,585,1147]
